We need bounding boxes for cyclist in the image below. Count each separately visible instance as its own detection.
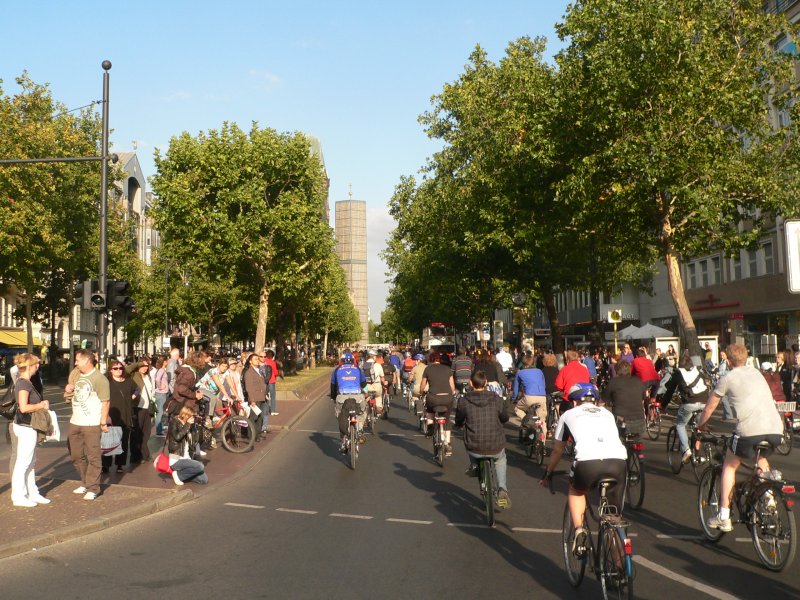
[420,351,456,455]
[495,345,514,377]
[555,350,591,413]
[364,349,387,417]
[600,359,646,437]
[331,352,368,452]
[512,353,547,427]
[381,350,398,398]
[409,353,427,410]
[673,353,710,463]
[631,347,660,398]
[455,370,511,507]
[401,351,415,396]
[451,346,474,395]
[540,383,627,556]
[697,343,784,532]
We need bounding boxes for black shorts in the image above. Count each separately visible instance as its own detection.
[570,458,627,512]
[426,395,454,415]
[729,434,782,459]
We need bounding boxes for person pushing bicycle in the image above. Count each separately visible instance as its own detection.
[540,382,627,556]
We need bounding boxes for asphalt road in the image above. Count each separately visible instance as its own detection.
[1,392,799,599]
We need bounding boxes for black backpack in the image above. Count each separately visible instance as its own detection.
[0,383,17,421]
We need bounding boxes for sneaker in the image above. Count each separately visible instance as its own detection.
[197,449,208,457]
[73,486,87,495]
[271,412,279,416]
[681,449,692,464]
[29,494,51,505]
[357,434,367,445]
[12,498,38,508]
[445,444,453,457]
[572,526,588,557]
[339,441,348,454]
[706,514,733,532]
[83,492,97,501]
[497,488,511,509]
[765,490,778,510]
[116,466,124,474]
[209,438,217,449]
[172,471,184,486]
[465,464,478,477]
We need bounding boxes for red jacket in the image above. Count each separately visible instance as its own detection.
[555,361,590,396]
[631,357,659,382]
[262,357,278,384]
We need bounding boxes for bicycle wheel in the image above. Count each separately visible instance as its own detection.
[646,405,661,441]
[625,452,645,510]
[383,394,390,419]
[777,421,793,456]
[698,467,724,542]
[599,526,633,600]
[666,427,683,475]
[534,440,545,465]
[433,426,445,467]
[480,460,495,527]
[220,417,256,453]
[349,425,358,470]
[691,442,711,483]
[369,407,378,435]
[751,487,797,571]
[562,503,586,587]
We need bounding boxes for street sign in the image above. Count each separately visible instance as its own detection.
[785,219,800,293]
[162,336,171,349]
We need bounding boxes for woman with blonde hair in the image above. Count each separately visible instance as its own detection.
[11,353,50,507]
[166,405,208,485]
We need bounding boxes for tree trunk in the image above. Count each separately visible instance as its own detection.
[662,215,702,363]
[542,284,563,354]
[68,306,75,368]
[255,283,270,354]
[25,292,33,353]
[323,328,330,362]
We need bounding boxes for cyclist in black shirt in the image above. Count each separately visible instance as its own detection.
[421,351,456,455]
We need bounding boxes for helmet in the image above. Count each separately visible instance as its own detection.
[568,382,600,403]
[414,353,424,360]
[761,362,774,372]
[341,352,354,364]
[368,349,377,356]
[404,351,411,358]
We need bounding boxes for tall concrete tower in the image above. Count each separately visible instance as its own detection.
[335,198,369,345]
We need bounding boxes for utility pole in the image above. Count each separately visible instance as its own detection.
[98,60,111,364]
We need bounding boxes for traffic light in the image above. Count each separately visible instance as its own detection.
[89,287,106,310]
[106,279,132,310]
[73,279,97,310]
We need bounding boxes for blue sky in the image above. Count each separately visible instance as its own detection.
[1,0,570,322]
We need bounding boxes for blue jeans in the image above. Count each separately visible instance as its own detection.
[155,392,168,431]
[172,458,208,484]
[258,402,269,433]
[468,448,508,491]
[720,396,733,420]
[268,383,277,413]
[677,402,707,453]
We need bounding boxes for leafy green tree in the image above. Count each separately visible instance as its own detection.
[555,0,800,356]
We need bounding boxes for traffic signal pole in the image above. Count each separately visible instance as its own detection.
[98,60,111,363]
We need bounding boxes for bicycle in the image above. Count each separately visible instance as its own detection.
[476,455,501,527]
[666,409,724,482]
[559,477,634,600]
[776,400,796,456]
[698,440,797,571]
[382,386,391,420]
[546,391,563,438]
[341,404,360,470]
[431,409,448,467]
[417,393,428,434]
[519,404,546,466]
[617,420,645,510]
[366,391,379,436]
[196,397,256,453]
[644,394,661,441]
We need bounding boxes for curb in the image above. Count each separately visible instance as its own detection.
[0,489,193,560]
[270,370,331,431]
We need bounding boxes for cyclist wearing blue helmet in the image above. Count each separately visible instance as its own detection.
[331,351,368,451]
[540,382,627,557]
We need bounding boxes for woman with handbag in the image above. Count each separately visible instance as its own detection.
[10,353,50,507]
[104,360,138,474]
[165,405,208,485]
[128,359,155,464]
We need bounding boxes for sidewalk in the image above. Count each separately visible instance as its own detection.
[0,368,331,560]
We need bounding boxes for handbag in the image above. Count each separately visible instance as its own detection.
[100,425,124,456]
[0,383,17,421]
[153,452,173,475]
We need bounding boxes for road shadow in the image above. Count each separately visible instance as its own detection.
[308,431,351,466]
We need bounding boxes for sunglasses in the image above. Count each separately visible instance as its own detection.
[110,366,123,371]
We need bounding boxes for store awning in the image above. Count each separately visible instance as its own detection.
[0,330,43,347]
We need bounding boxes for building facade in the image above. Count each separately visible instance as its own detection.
[334,199,369,346]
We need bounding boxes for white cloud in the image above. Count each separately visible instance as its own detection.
[248,68,283,91]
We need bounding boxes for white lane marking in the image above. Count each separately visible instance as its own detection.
[381,433,407,437]
[656,534,704,540]
[386,518,433,525]
[512,527,560,534]
[225,502,265,509]
[635,555,741,599]
[295,429,340,434]
[276,508,318,515]
[735,538,750,543]
[330,513,373,520]
[448,523,489,528]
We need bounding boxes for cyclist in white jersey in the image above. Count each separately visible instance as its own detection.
[540,382,627,556]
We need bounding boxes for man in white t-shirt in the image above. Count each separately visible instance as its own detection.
[541,382,627,557]
[364,349,387,415]
[66,349,110,500]
[698,343,783,532]
[495,346,514,374]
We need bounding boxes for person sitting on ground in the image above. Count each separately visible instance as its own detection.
[167,405,208,485]
[455,370,511,508]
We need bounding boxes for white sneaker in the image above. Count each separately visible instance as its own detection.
[765,490,778,510]
[707,514,733,532]
[73,486,87,495]
[29,494,51,505]
[197,449,207,457]
[681,449,692,464]
[172,471,184,486]
[83,491,97,501]
[12,498,37,508]
[271,412,279,416]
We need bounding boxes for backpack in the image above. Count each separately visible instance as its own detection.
[0,383,17,421]
[403,358,415,373]
[383,361,396,379]
[364,360,376,384]
[763,371,786,403]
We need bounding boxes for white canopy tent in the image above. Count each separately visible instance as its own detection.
[633,322,673,339]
